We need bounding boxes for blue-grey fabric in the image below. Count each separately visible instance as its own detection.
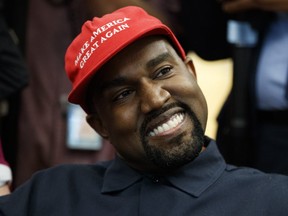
[1,139,288,215]
[256,13,288,109]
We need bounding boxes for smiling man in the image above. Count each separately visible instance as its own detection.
[0,6,288,216]
[84,35,207,173]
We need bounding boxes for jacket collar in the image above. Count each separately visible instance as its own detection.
[101,139,226,197]
[166,139,226,197]
[101,156,142,193]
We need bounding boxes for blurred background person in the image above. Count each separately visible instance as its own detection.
[0,0,28,192]
[216,0,288,175]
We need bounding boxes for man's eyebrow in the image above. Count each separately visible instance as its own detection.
[98,52,171,92]
[146,52,171,69]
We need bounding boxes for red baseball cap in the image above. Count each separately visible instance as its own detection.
[65,6,186,113]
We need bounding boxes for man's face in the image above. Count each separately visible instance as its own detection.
[88,36,208,172]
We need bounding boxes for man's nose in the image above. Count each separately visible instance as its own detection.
[139,79,171,113]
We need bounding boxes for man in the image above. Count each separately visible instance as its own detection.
[0,0,27,194]
[0,6,288,215]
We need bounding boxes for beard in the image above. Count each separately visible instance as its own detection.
[140,102,205,170]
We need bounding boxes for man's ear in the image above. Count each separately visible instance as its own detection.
[184,56,197,79]
[86,114,109,140]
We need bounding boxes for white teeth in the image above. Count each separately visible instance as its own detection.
[163,123,169,131]
[148,113,184,137]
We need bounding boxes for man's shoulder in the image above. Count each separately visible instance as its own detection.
[0,160,116,215]
[222,164,288,197]
[36,160,113,179]
[23,160,114,191]
[224,164,288,182]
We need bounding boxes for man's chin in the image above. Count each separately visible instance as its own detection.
[145,138,203,170]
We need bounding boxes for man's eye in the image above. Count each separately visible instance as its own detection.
[113,89,133,102]
[155,66,172,78]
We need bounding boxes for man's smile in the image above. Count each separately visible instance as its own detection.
[148,112,185,137]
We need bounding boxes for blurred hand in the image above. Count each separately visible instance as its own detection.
[0,184,10,196]
[221,0,288,13]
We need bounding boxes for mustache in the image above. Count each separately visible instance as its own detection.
[140,102,187,136]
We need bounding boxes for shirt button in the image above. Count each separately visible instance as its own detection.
[152,177,160,183]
